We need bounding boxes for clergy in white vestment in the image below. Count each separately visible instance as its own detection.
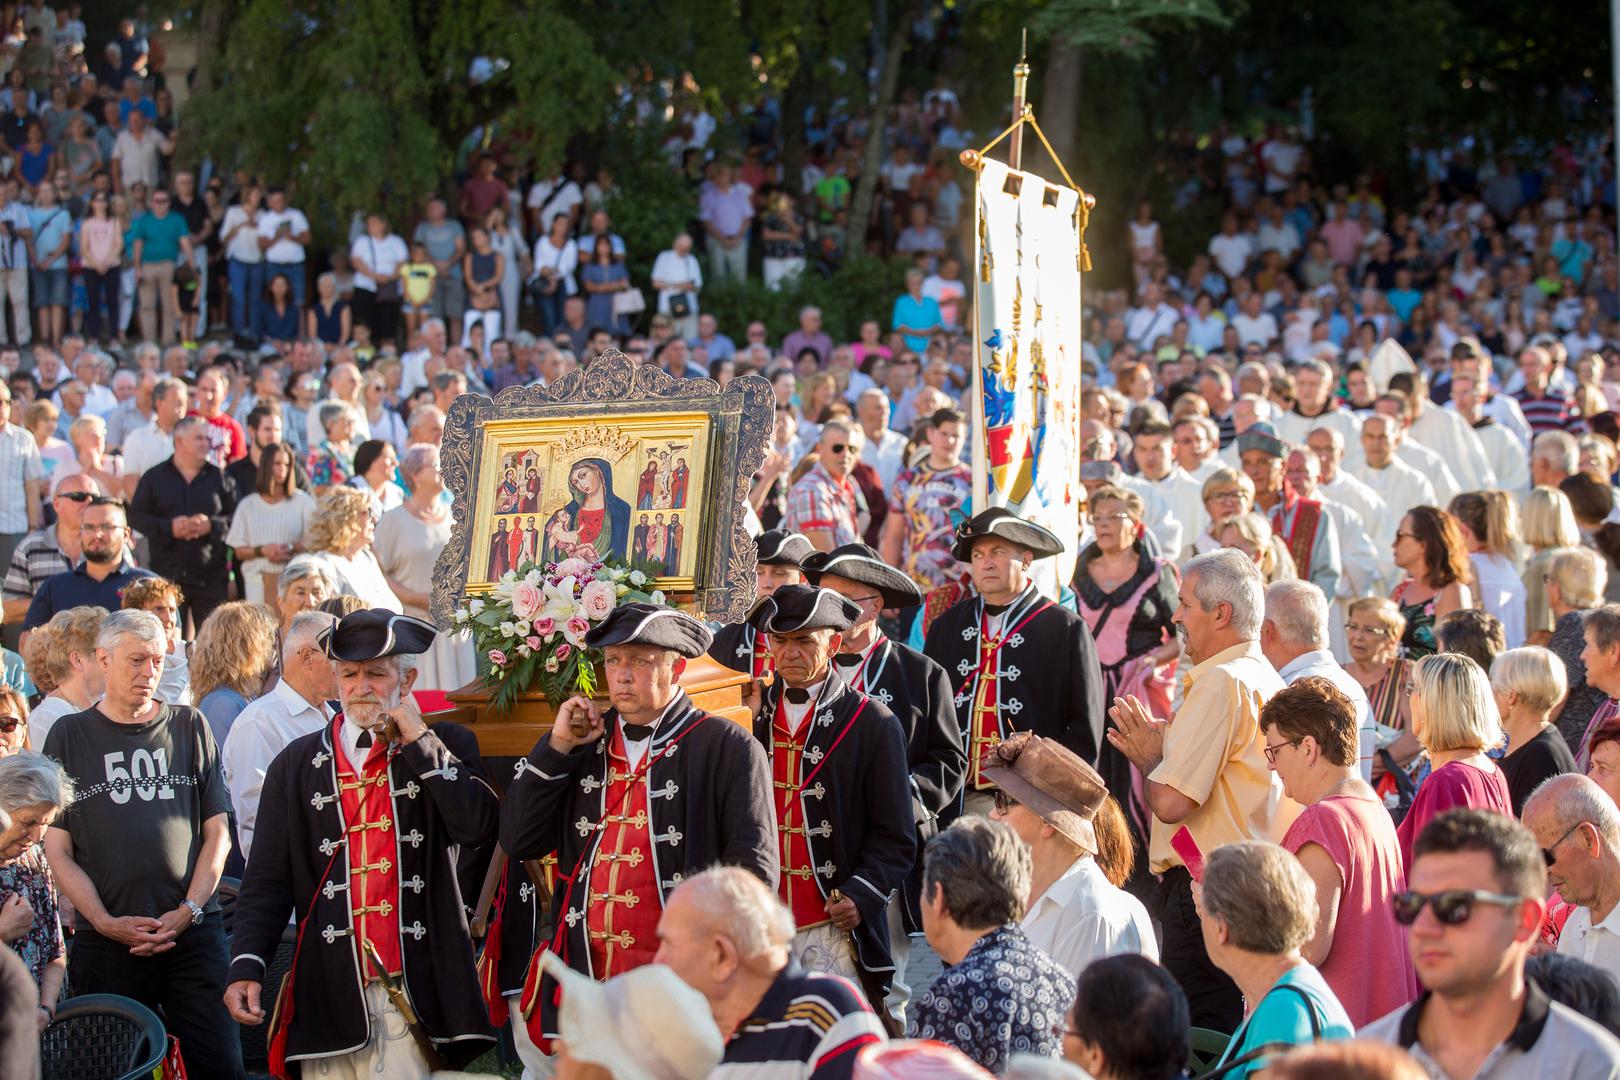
[1350,413,1439,587]
[1450,372,1531,493]
[1287,446,1389,660]
[1368,390,1462,506]
[1396,372,1498,493]
[1086,421,1184,554]
[1273,358,1364,446]
[1450,343,1534,450]
[1173,415,1225,483]
[1133,420,1208,549]
[1217,395,1273,470]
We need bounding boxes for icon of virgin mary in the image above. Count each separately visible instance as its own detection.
[541,457,632,563]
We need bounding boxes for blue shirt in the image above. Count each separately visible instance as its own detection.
[129,211,190,264]
[1216,964,1354,1079]
[23,560,156,630]
[198,687,251,747]
[892,292,944,352]
[1387,287,1422,322]
[28,204,71,271]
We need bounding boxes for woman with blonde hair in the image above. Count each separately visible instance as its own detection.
[190,602,279,745]
[793,371,839,456]
[1394,652,1511,868]
[21,607,105,749]
[1521,486,1582,644]
[122,576,190,705]
[22,399,71,486]
[1547,547,1611,751]
[52,414,122,496]
[1216,510,1299,584]
[1344,596,1414,743]
[305,486,402,611]
[1181,467,1255,560]
[1448,491,1526,648]
[1491,645,1576,814]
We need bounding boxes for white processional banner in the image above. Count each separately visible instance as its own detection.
[971,157,1084,596]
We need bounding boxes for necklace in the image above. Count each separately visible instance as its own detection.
[406,497,445,523]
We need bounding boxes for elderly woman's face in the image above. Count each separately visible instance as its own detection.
[0,705,23,757]
[1205,487,1248,520]
[1090,498,1137,553]
[284,575,329,617]
[1345,613,1396,664]
[0,801,55,863]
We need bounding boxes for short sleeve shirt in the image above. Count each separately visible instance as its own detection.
[786,462,864,546]
[893,461,973,589]
[43,703,231,918]
[414,219,467,279]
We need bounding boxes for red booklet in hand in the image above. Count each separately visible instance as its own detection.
[1171,825,1205,883]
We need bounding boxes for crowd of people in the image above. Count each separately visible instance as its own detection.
[0,6,1617,1080]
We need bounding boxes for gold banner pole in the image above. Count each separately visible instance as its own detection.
[1009,29,1029,171]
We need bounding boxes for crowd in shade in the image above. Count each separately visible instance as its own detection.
[0,6,1619,1080]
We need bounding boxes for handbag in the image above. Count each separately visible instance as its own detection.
[613,286,646,316]
[668,292,692,318]
[368,239,402,302]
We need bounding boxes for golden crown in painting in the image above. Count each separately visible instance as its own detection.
[548,423,638,464]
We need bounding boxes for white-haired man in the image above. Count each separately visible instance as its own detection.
[1108,549,1297,1033]
[1275,357,1362,446]
[225,610,499,1075]
[1260,580,1374,769]
[658,866,886,1077]
[220,611,338,858]
[1523,774,1620,972]
[43,609,242,1078]
[1532,429,1580,491]
[856,388,909,491]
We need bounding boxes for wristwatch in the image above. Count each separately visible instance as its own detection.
[182,899,205,926]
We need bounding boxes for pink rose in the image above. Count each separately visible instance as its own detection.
[555,643,572,661]
[487,649,508,666]
[580,579,617,621]
[526,635,543,650]
[554,557,592,579]
[510,581,544,621]
[562,616,591,647]
[532,616,556,636]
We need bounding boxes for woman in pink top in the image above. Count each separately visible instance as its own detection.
[77,189,123,345]
[1264,676,1419,1026]
[1395,652,1513,868]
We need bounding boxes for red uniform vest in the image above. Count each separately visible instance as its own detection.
[335,729,403,978]
[968,609,1005,789]
[584,731,661,978]
[771,710,830,930]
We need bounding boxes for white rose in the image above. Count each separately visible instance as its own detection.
[469,598,485,616]
[629,570,647,587]
[499,621,518,638]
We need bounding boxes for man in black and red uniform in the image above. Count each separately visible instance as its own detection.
[713,528,813,679]
[923,508,1106,815]
[747,584,915,1027]
[224,610,500,1077]
[498,603,776,1070]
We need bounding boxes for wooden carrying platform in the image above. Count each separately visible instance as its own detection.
[429,653,753,756]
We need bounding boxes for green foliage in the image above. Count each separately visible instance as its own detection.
[699,256,911,344]
[1033,0,1234,57]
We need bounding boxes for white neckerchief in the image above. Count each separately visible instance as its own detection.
[782,677,828,737]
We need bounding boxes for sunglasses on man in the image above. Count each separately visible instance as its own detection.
[57,491,93,503]
[1392,889,1523,926]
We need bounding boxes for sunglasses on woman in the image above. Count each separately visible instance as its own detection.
[991,789,1018,814]
[0,715,23,734]
[1392,889,1523,926]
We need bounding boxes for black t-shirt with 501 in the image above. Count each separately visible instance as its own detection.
[42,703,231,923]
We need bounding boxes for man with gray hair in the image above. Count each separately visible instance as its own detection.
[1523,774,1620,974]
[220,611,338,858]
[129,414,237,633]
[908,817,1075,1072]
[656,866,886,1077]
[43,608,243,1078]
[1532,429,1581,491]
[121,373,188,498]
[1260,580,1374,771]
[1108,548,1296,1031]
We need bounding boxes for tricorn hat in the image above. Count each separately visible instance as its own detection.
[950,507,1065,563]
[747,584,861,635]
[318,610,437,661]
[802,543,923,609]
[1235,420,1286,460]
[540,953,723,1080]
[979,731,1109,854]
[755,529,815,568]
[583,602,713,659]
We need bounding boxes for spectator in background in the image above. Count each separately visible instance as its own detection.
[122,576,191,707]
[1,471,90,636]
[348,210,407,346]
[256,186,310,308]
[1493,647,1577,814]
[983,732,1157,974]
[700,161,753,282]
[306,401,357,495]
[345,438,403,519]
[221,610,336,859]
[1265,678,1417,1026]
[226,440,314,607]
[109,108,168,193]
[1058,955,1190,1080]
[271,556,333,636]
[55,415,123,497]
[220,184,264,339]
[651,232,702,341]
[128,416,238,634]
[760,190,807,291]
[1546,550,1611,756]
[0,749,72,1022]
[23,399,71,491]
[1389,506,1473,660]
[1396,653,1512,868]
[1363,809,1620,1078]
[579,234,629,338]
[304,271,350,347]
[893,268,944,354]
[782,306,833,367]
[189,601,278,746]
[42,609,243,1079]
[1199,841,1355,1077]
[256,272,299,350]
[128,185,192,344]
[0,384,43,576]
[77,188,123,345]
[910,817,1076,1073]
[20,606,103,748]
[1525,953,1620,1039]
[120,374,186,497]
[0,182,32,349]
[786,419,868,552]
[1522,774,1620,974]
[22,497,151,631]
[26,180,70,350]
[303,485,401,611]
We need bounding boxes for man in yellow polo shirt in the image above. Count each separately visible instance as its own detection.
[1108,547,1300,1033]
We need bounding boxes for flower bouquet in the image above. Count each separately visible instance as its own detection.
[454,557,666,712]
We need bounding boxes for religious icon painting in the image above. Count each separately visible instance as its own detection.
[433,349,775,625]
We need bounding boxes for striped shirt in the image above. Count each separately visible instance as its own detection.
[0,422,43,534]
[1,526,72,606]
[714,963,884,1080]
[1512,390,1583,435]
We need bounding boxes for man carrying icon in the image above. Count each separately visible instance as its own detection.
[712,528,814,679]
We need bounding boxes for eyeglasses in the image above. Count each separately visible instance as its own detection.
[1263,737,1301,764]
[1051,1018,1079,1040]
[1395,531,1418,542]
[1345,622,1391,637]
[1393,889,1525,925]
[81,523,123,534]
[992,789,1017,814]
[0,716,21,733]
[56,491,92,503]
[846,594,883,607]
[1543,820,1588,866]
[1093,512,1133,523]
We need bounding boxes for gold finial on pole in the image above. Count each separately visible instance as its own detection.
[1009,30,1029,170]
